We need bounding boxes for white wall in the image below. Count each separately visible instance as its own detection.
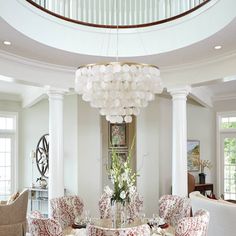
[187,101,216,189]
[77,97,102,217]
[136,98,160,217]
[20,99,49,190]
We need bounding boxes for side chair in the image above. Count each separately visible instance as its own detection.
[50,195,84,230]
[159,194,191,227]
[175,209,210,236]
[28,211,63,236]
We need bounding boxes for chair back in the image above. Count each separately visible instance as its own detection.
[159,194,191,227]
[188,173,196,195]
[98,191,143,221]
[28,211,63,236]
[50,195,84,229]
[175,209,210,236]
[98,193,112,219]
[0,189,28,236]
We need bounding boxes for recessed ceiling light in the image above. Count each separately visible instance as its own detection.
[214,45,222,50]
[3,41,11,46]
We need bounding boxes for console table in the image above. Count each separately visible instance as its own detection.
[194,183,213,196]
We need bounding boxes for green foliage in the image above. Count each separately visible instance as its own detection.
[221,121,236,129]
[224,138,236,165]
[109,138,138,204]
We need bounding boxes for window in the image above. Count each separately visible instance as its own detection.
[222,136,236,200]
[221,116,236,129]
[0,113,17,201]
[218,112,236,200]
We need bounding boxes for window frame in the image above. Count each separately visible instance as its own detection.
[216,111,236,197]
[0,111,18,197]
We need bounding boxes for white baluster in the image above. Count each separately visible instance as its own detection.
[97,0,100,24]
[129,0,133,25]
[92,0,95,25]
[83,0,86,22]
[88,0,91,23]
[158,0,165,20]
[119,0,122,25]
[144,0,147,24]
[70,0,77,20]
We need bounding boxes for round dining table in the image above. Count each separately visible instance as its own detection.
[87,218,151,236]
[63,218,175,236]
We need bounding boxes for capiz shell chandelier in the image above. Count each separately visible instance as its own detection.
[75,62,163,123]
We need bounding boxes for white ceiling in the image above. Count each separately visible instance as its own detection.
[0,6,236,104]
[0,15,236,69]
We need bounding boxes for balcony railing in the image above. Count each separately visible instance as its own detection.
[26,0,211,28]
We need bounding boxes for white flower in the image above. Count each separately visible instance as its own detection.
[118,182,123,189]
[120,191,126,199]
[111,177,115,184]
[121,172,129,182]
[104,185,113,196]
[129,186,136,196]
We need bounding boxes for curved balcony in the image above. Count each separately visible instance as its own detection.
[26,0,210,28]
[2,0,233,58]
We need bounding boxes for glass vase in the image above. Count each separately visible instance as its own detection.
[111,201,126,228]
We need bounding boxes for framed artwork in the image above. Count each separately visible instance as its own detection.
[108,150,128,170]
[187,140,200,172]
[109,123,127,148]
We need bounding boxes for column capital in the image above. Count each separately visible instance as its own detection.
[167,85,191,97]
[46,86,67,100]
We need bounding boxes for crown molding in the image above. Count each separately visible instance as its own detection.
[161,49,236,72]
[0,49,75,73]
[213,93,236,102]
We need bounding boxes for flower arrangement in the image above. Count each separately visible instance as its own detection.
[105,142,138,205]
[197,159,213,173]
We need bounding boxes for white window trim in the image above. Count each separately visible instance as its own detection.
[0,111,18,193]
[216,111,236,197]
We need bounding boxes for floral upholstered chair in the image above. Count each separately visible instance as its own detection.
[127,191,143,220]
[50,195,84,229]
[159,195,191,227]
[98,192,112,219]
[175,209,210,236]
[28,211,63,236]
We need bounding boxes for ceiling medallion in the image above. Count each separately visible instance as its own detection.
[75,61,163,123]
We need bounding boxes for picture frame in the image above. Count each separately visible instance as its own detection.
[107,150,128,170]
[187,140,200,172]
[109,123,127,148]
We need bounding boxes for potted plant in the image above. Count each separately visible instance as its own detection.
[197,160,213,184]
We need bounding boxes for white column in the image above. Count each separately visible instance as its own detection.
[168,86,191,197]
[47,89,65,205]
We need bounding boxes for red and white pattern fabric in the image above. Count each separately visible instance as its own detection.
[98,192,143,221]
[159,195,191,227]
[87,223,150,236]
[127,191,143,221]
[28,211,63,236]
[99,193,112,219]
[50,195,84,229]
[175,209,210,236]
